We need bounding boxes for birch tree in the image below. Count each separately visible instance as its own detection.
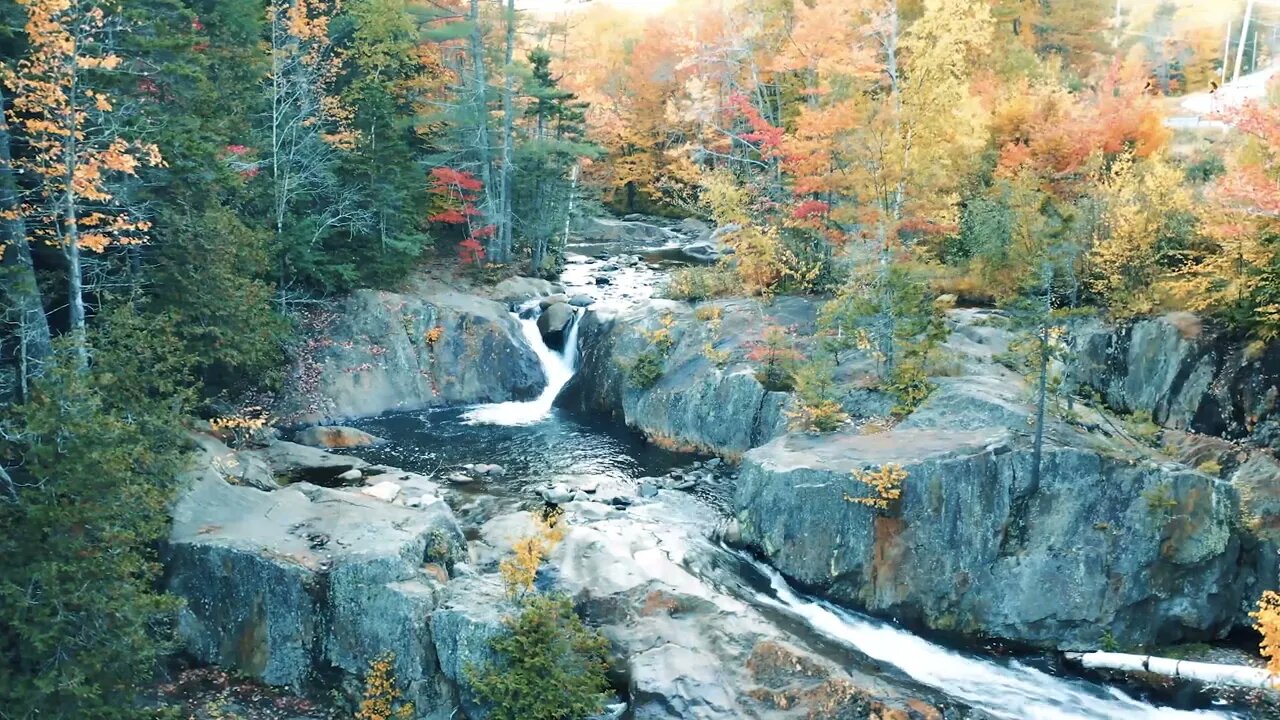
[5,0,164,366]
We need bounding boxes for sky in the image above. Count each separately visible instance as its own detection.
[519,0,676,17]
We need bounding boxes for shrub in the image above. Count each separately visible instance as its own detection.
[355,652,414,720]
[498,515,565,597]
[788,358,848,432]
[1196,459,1223,476]
[845,464,908,510]
[1251,591,1280,676]
[468,594,612,720]
[694,305,723,324]
[885,360,934,417]
[702,342,732,367]
[666,267,738,301]
[625,349,666,389]
[788,400,848,433]
[748,326,801,392]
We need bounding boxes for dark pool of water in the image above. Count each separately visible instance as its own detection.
[351,406,696,498]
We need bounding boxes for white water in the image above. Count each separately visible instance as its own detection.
[463,302,582,426]
[747,559,1240,720]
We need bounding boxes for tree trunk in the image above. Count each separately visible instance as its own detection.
[468,0,498,260]
[1031,263,1053,488]
[1233,0,1255,83]
[1066,652,1276,689]
[498,0,517,265]
[63,53,87,368]
[0,88,52,395]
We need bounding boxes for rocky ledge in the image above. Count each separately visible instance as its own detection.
[561,298,812,456]
[567,297,1280,650]
[277,289,545,425]
[167,434,468,715]
[1068,312,1280,449]
[165,433,957,719]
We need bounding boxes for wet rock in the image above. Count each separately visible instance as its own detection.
[638,481,659,498]
[293,425,385,449]
[665,476,697,492]
[595,276,612,286]
[582,217,682,244]
[682,224,739,262]
[277,289,545,425]
[473,463,505,477]
[570,294,595,308]
[541,484,577,504]
[677,218,711,237]
[444,471,479,485]
[539,293,570,309]
[538,302,577,352]
[336,468,363,483]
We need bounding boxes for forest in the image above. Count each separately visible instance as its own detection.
[1,0,1279,718]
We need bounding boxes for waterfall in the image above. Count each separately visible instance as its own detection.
[746,558,1238,720]
[463,301,582,426]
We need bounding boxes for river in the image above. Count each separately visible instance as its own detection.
[349,243,1247,720]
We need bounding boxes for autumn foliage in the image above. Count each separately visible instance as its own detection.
[5,0,164,254]
[428,166,492,264]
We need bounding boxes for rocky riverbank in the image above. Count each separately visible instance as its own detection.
[158,215,1279,718]
[563,290,1280,651]
[166,430,963,719]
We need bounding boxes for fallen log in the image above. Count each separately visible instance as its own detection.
[1065,651,1276,689]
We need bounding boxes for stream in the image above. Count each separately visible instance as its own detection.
[350,241,1246,720]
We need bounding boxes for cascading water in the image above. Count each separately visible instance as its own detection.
[355,258,1250,719]
[741,557,1239,720]
[463,301,582,426]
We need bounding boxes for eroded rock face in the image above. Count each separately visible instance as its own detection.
[734,421,1270,650]
[561,299,799,457]
[278,289,545,425]
[1069,313,1280,448]
[165,437,466,717]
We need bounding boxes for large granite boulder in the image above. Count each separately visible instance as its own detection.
[278,289,546,425]
[537,302,577,352]
[165,439,467,717]
[1068,313,1280,448]
[581,217,683,245]
[561,299,808,457]
[541,501,944,720]
[734,416,1271,650]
